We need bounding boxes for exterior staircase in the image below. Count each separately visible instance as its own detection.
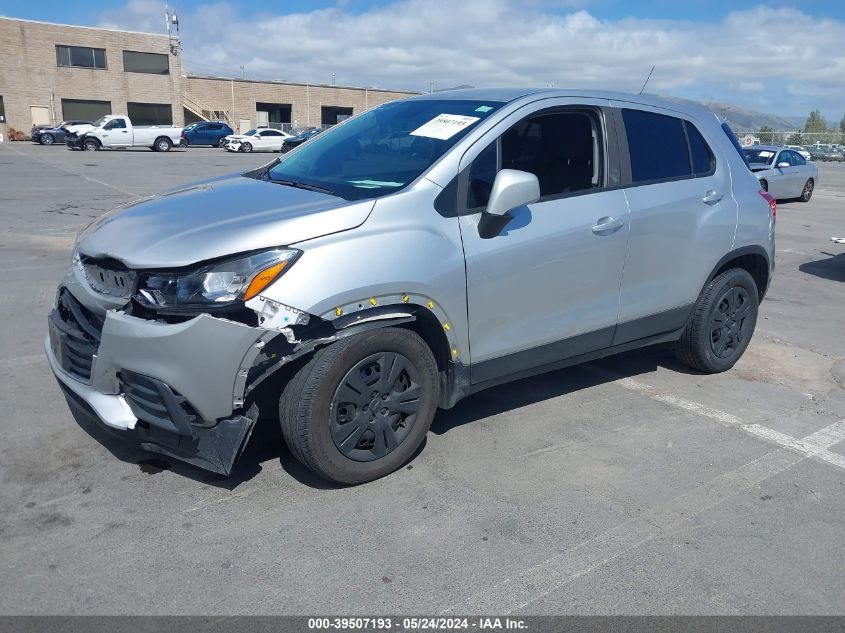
[183,91,232,124]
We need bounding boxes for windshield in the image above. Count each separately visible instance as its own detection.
[243,129,259,136]
[92,116,109,127]
[267,99,504,200]
[742,148,776,165]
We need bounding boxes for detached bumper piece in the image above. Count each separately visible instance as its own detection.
[120,370,258,476]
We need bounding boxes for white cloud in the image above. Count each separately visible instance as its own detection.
[99,1,845,117]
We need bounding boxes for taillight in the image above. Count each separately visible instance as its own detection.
[759,190,776,221]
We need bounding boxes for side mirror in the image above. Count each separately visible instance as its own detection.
[478,169,540,239]
[776,162,790,168]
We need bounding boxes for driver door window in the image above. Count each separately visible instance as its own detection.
[466,110,603,210]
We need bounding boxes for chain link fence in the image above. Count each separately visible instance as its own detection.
[732,130,845,147]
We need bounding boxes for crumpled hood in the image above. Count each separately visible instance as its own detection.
[77,174,374,268]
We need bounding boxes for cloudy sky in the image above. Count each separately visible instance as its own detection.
[3,0,844,121]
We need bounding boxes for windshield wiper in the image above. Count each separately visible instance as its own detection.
[268,176,338,197]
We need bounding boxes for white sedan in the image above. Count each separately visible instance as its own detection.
[225,128,292,153]
[742,146,818,202]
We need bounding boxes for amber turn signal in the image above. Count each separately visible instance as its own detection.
[243,261,289,301]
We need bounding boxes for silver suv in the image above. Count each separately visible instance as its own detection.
[47,89,776,484]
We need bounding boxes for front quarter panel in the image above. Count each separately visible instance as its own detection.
[257,180,470,358]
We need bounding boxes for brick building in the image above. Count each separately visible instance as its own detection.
[0,16,416,139]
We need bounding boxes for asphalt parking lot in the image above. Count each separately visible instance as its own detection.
[1,142,844,615]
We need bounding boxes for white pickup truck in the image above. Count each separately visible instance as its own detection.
[65,115,183,152]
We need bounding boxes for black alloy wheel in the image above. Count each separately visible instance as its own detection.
[330,352,422,462]
[709,286,752,359]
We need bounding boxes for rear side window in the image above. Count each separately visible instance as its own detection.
[685,122,715,175]
[622,109,690,183]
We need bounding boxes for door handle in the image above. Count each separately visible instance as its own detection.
[121,130,128,133]
[702,190,723,205]
[591,216,624,235]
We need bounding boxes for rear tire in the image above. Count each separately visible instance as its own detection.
[674,268,759,373]
[40,133,55,145]
[279,327,439,485]
[799,178,814,202]
[217,136,227,147]
[154,137,172,152]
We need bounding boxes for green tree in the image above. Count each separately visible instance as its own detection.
[840,114,845,135]
[803,109,829,143]
[758,126,775,144]
[786,133,803,145]
[803,109,828,133]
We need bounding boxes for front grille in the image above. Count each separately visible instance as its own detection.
[81,259,136,300]
[49,289,103,382]
[120,370,203,435]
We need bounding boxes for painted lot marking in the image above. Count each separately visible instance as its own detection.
[445,372,845,614]
[608,374,845,472]
[447,448,804,614]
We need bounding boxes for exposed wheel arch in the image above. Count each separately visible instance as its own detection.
[706,246,770,302]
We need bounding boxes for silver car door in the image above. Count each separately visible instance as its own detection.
[457,98,630,383]
[615,107,737,339]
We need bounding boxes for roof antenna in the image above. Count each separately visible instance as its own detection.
[639,65,655,95]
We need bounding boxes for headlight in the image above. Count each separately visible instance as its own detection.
[135,248,301,311]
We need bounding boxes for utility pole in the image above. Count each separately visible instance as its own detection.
[331,72,336,86]
[429,80,434,94]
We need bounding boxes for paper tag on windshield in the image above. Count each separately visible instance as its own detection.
[410,114,480,140]
[758,151,774,158]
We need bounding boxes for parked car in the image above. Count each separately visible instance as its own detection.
[47,89,775,484]
[808,145,845,162]
[280,127,324,152]
[225,128,291,153]
[742,146,818,201]
[30,120,92,145]
[181,121,233,147]
[66,115,183,152]
[784,145,811,161]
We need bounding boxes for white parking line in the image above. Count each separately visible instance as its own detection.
[445,448,804,615]
[604,373,845,472]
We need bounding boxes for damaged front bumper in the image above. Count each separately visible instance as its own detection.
[46,282,279,475]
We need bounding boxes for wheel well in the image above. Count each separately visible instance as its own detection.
[400,305,451,373]
[713,253,768,300]
[155,136,171,145]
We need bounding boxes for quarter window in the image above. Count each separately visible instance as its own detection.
[466,109,603,208]
[622,109,691,183]
[56,45,106,69]
[685,121,715,175]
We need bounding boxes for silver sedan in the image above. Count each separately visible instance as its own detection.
[742,145,818,202]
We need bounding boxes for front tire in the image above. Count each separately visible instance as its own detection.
[799,178,814,202]
[82,138,100,152]
[674,268,759,373]
[240,142,252,153]
[279,327,439,485]
[40,133,55,145]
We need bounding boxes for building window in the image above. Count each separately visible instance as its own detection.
[321,106,353,126]
[127,102,173,126]
[61,98,112,121]
[56,45,107,69]
[0,96,5,123]
[122,50,169,75]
